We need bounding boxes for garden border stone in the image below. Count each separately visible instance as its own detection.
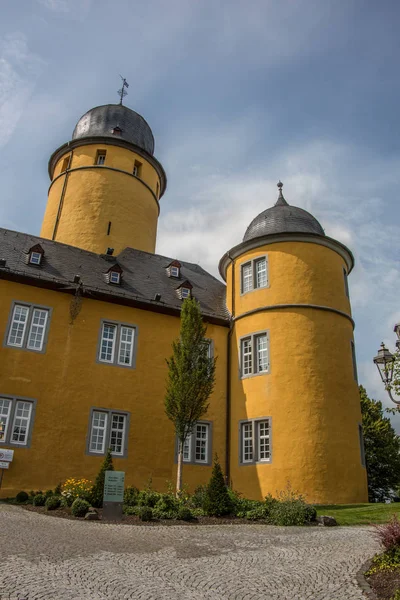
[356,559,378,600]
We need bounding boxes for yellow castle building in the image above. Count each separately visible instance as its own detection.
[0,100,368,503]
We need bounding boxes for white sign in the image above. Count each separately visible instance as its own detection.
[0,449,14,462]
[0,461,9,469]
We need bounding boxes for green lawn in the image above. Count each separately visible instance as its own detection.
[316,503,400,525]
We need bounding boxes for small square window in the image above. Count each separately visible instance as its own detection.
[109,271,121,285]
[29,252,42,265]
[171,266,180,278]
[96,151,106,165]
[181,288,190,299]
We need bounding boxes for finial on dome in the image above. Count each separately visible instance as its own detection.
[275,180,288,206]
[117,76,129,105]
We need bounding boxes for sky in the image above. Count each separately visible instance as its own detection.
[1,0,400,425]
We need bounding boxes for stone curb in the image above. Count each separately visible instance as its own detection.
[356,559,378,599]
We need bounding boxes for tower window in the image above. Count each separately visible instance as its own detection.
[95,151,107,165]
[61,156,70,173]
[241,256,268,294]
[240,332,269,378]
[240,418,271,464]
[133,160,142,177]
[343,268,350,298]
[351,340,358,382]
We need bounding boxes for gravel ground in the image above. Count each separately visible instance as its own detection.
[0,504,379,600]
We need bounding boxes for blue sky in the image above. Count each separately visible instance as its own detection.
[1,0,400,423]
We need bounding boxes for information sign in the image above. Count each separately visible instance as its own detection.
[103,471,125,503]
[0,461,9,469]
[0,449,14,462]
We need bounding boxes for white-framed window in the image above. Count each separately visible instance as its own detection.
[180,422,211,465]
[241,256,268,294]
[96,151,106,165]
[240,418,271,464]
[171,266,180,278]
[109,271,121,284]
[88,408,129,457]
[5,302,51,353]
[0,395,36,447]
[240,332,269,377]
[29,252,42,265]
[97,320,137,368]
[181,287,191,299]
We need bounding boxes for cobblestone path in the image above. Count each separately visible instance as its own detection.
[0,504,378,600]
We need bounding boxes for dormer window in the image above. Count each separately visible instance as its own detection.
[26,244,44,266]
[181,287,190,299]
[110,271,121,285]
[176,280,193,300]
[112,126,122,136]
[105,264,123,285]
[171,266,180,278]
[166,260,181,278]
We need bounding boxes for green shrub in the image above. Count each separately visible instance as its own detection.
[123,505,141,516]
[124,486,139,507]
[246,505,270,521]
[53,482,62,496]
[90,448,114,508]
[192,484,208,508]
[71,498,90,517]
[203,457,234,517]
[137,489,161,508]
[139,506,153,521]
[44,489,53,498]
[304,504,317,523]
[391,590,400,600]
[177,506,194,521]
[152,494,179,519]
[59,496,70,509]
[15,491,29,504]
[33,493,46,506]
[45,496,61,510]
[191,507,205,518]
[367,547,400,575]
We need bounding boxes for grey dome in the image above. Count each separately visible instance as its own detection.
[243,185,325,242]
[72,104,155,155]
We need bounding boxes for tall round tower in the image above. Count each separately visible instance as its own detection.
[220,182,368,504]
[40,103,166,255]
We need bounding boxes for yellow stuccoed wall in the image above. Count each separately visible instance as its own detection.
[226,240,368,504]
[0,280,228,498]
[40,144,161,255]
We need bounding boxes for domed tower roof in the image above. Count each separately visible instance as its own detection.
[243,181,325,242]
[72,104,155,155]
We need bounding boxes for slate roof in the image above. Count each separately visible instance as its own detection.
[0,228,229,326]
[72,104,155,156]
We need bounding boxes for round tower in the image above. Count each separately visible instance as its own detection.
[220,182,368,504]
[40,103,166,255]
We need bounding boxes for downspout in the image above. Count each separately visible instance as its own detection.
[225,252,235,486]
[52,148,73,241]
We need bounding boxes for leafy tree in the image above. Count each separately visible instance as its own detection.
[360,386,400,501]
[165,298,216,494]
[90,448,114,508]
[203,456,233,516]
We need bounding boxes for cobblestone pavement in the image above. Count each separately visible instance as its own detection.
[0,504,379,600]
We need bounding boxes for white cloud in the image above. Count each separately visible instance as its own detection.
[0,33,46,149]
[36,0,92,16]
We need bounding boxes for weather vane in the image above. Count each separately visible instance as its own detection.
[117,76,129,105]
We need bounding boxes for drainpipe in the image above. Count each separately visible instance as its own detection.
[225,252,235,486]
[52,147,73,241]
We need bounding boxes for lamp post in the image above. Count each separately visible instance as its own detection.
[373,324,400,404]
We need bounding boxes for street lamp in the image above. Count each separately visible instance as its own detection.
[373,341,399,404]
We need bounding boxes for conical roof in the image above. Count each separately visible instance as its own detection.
[243,182,325,242]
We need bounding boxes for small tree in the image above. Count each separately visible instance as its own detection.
[360,386,400,501]
[203,456,233,516]
[90,448,114,508]
[165,298,216,494]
